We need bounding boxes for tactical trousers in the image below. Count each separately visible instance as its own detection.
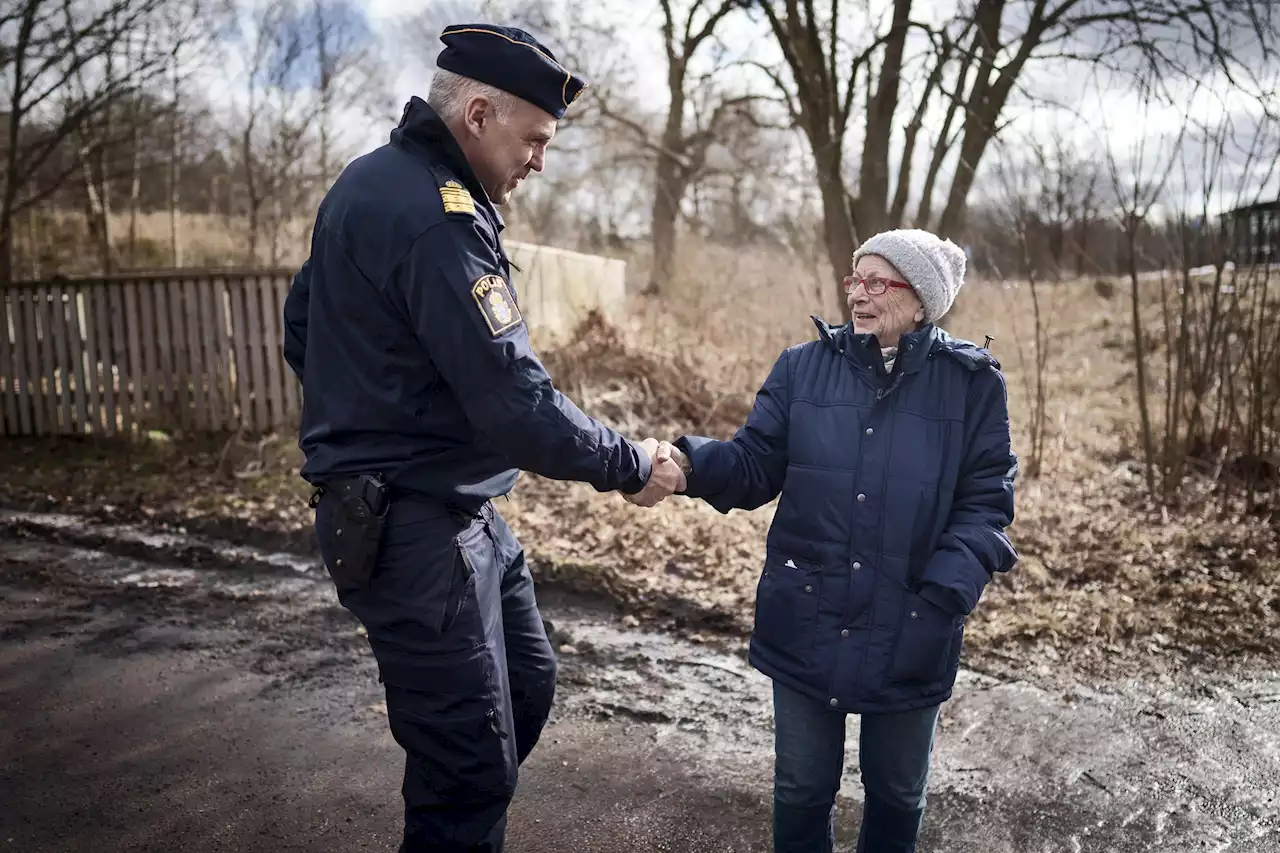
[315,493,557,853]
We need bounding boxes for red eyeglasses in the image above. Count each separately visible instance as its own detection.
[843,274,913,296]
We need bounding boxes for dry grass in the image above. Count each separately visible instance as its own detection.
[14,209,314,277]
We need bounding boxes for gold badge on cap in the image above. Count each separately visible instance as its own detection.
[471,274,522,336]
[441,180,476,216]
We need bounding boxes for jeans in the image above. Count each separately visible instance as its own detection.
[772,680,940,853]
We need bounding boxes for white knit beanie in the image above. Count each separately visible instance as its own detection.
[851,229,966,323]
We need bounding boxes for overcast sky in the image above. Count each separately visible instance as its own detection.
[193,0,1279,220]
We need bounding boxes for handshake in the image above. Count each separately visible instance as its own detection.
[624,438,690,508]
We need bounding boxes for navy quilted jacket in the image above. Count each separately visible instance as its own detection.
[675,318,1018,713]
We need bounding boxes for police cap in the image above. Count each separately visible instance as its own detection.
[437,24,587,120]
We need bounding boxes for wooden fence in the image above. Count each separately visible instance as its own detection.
[1,245,628,438]
[0,269,299,437]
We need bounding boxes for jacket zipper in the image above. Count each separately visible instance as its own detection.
[446,539,477,631]
[486,708,509,739]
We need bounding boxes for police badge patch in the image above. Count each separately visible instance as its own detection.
[471,274,522,335]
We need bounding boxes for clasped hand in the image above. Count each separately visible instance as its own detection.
[623,438,686,508]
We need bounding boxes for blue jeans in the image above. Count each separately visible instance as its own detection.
[772,680,940,853]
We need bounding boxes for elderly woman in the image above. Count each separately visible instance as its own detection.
[665,229,1017,852]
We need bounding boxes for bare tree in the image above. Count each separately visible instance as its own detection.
[987,138,1058,478]
[1102,78,1189,496]
[0,0,201,282]
[752,0,1278,307]
[589,0,756,295]
[223,0,326,263]
[310,0,389,195]
[1158,102,1280,509]
[1030,134,1102,278]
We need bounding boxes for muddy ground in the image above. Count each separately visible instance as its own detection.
[1,509,1278,853]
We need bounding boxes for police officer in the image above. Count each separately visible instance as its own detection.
[281,23,686,853]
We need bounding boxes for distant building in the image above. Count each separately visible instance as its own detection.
[1225,199,1280,266]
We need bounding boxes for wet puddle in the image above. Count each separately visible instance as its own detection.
[0,508,318,574]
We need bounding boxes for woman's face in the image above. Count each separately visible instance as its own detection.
[847,254,925,346]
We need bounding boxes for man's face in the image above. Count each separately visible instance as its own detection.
[460,96,556,205]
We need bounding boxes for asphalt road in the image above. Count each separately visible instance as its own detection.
[2,511,1278,853]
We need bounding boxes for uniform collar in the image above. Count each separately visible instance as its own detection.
[390,96,505,231]
[812,316,939,374]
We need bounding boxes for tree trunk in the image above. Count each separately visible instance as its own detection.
[814,142,856,315]
[243,113,259,264]
[169,54,182,267]
[79,113,115,274]
[889,36,947,228]
[937,9,1047,236]
[129,118,141,267]
[80,139,112,272]
[646,46,689,297]
[855,0,911,239]
[26,206,40,279]
[2,5,32,287]
[247,198,261,265]
[1126,220,1156,495]
[647,152,686,296]
[1075,219,1091,277]
[316,0,332,198]
[936,108,998,236]
[269,195,283,266]
[0,213,13,287]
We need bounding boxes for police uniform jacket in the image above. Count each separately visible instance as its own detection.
[282,97,652,508]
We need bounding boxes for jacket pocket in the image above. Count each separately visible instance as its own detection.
[888,591,961,684]
[752,552,821,671]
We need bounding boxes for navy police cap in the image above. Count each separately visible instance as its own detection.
[437,24,587,120]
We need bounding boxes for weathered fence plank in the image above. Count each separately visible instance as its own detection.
[242,277,269,432]
[185,278,208,430]
[18,289,44,432]
[123,281,143,433]
[66,286,88,432]
[167,278,190,430]
[37,286,57,431]
[276,277,300,421]
[108,282,131,434]
[198,277,222,430]
[92,284,116,434]
[258,275,285,429]
[24,289,47,435]
[0,291,18,434]
[228,278,253,432]
[80,286,103,433]
[212,277,236,431]
[150,279,171,422]
[49,284,72,433]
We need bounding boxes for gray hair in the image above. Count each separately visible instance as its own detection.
[427,67,518,125]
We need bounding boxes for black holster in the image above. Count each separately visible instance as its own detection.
[315,474,390,592]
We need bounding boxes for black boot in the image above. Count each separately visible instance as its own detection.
[854,791,924,853]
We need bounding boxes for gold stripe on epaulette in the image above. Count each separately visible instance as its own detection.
[441,180,476,215]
